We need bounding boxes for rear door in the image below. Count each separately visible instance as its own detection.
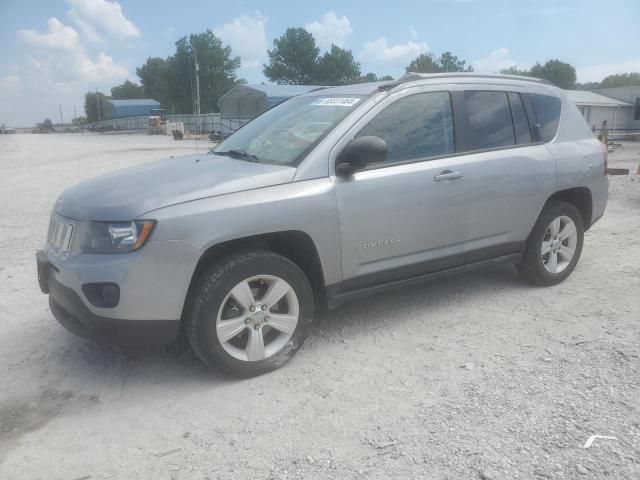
[451,85,557,260]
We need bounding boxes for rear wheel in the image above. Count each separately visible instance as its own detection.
[517,201,584,286]
[185,250,314,377]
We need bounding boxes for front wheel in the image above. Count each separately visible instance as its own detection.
[517,201,584,286]
[185,251,314,377]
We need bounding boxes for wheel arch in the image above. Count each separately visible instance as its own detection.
[546,187,593,230]
[182,231,327,318]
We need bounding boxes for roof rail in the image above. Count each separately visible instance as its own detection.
[379,72,553,91]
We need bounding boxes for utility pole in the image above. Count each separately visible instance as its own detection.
[193,45,201,134]
[74,106,77,121]
[59,104,63,124]
[96,87,102,122]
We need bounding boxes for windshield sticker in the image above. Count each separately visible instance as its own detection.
[310,97,361,107]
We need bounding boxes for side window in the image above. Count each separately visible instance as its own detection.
[464,91,515,149]
[356,91,454,164]
[634,97,640,121]
[530,93,562,142]
[507,92,532,144]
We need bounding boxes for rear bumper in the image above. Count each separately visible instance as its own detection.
[38,250,180,346]
[589,175,609,228]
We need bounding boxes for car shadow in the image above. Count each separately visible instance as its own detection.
[25,263,525,390]
[313,263,524,336]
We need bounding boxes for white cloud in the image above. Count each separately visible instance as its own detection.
[0,74,22,92]
[214,12,268,69]
[305,11,352,49]
[4,17,130,125]
[409,25,418,40]
[473,47,516,73]
[360,37,429,68]
[17,18,79,50]
[576,59,640,83]
[16,18,129,85]
[67,0,140,41]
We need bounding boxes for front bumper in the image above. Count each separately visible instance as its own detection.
[37,250,180,346]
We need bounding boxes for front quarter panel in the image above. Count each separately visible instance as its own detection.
[147,177,342,288]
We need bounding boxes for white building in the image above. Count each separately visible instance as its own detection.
[595,86,640,133]
[565,90,632,133]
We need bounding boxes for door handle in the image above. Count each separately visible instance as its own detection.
[434,170,464,181]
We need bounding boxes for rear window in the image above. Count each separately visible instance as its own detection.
[530,93,562,142]
[464,91,515,150]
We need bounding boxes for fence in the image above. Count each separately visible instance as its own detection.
[89,113,247,134]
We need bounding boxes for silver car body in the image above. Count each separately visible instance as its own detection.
[42,74,608,340]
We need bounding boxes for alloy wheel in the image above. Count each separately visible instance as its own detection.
[215,275,299,361]
[541,215,578,274]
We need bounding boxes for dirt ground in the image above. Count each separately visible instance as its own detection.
[0,133,639,480]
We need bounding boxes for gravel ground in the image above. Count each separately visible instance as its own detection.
[0,133,639,480]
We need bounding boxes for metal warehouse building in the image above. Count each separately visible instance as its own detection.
[103,99,161,120]
[218,84,322,121]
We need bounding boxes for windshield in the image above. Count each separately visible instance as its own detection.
[213,95,365,166]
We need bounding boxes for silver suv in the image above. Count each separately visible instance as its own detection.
[37,73,608,376]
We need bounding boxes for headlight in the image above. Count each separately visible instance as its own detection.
[77,220,155,253]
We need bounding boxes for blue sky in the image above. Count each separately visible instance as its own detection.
[1,0,639,125]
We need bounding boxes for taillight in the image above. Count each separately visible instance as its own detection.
[601,141,608,175]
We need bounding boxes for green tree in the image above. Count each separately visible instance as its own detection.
[264,28,320,84]
[316,45,361,85]
[575,81,602,91]
[406,52,473,74]
[438,51,473,72]
[529,59,576,89]
[174,31,241,113]
[501,60,577,89]
[137,31,240,114]
[84,91,109,123]
[500,66,531,76]
[600,72,640,88]
[358,72,379,82]
[136,57,175,109]
[111,80,145,99]
[406,53,439,73]
[264,29,363,85]
[357,73,394,83]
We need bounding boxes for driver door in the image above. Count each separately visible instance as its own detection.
[333,88,470,291]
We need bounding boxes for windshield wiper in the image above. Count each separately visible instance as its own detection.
[214,149,260,162]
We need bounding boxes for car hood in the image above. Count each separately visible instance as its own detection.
[55,153,297,221]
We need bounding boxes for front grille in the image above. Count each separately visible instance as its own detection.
[47,214,75,257]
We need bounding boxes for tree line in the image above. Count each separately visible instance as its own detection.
[84,27,640,122]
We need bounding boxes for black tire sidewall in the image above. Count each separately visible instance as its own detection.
[520,202,584,285]
[189,251,314,377]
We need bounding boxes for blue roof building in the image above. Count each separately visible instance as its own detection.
[103,99,161,119]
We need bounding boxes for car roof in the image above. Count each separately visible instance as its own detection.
[299,73,558,98]
[298,81,394,97]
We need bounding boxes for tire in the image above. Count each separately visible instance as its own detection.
[185,250,314,377]
[517,201,584,286]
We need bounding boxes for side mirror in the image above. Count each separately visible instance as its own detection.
[335,136,387,176]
